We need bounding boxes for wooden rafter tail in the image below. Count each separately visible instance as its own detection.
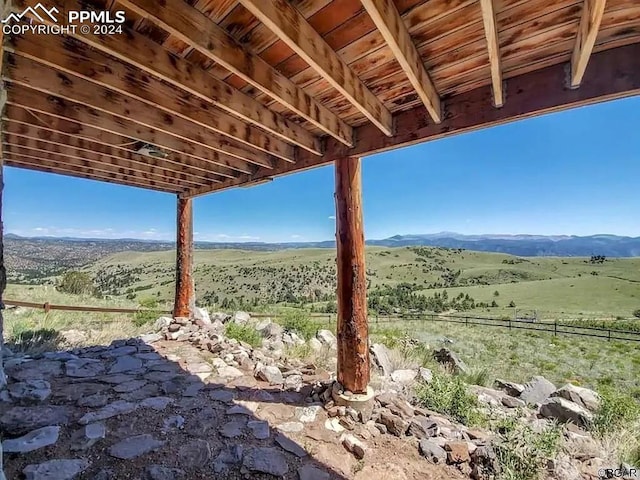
[479,0,504,107]
[2,119,226,184]
[360,0,442,123]
[12,0,324,157]
[571,0,607,88]
[116,0,355,148]
[3,53,284,169]
[240,0,393,136]
[3,84,256,177]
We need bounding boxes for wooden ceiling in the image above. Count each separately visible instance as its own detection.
[1,0,639,196]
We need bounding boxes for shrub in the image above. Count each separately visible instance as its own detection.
[225,322,262,347]
[633,309,640,319]
[592,386,640,437]
[493,418,561,480]
[463,367,492,387]
[415,372,485,426]
[133,298,162,327]
[280,310,317,340]
[57,271,97,296]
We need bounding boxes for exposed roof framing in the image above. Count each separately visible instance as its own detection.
[0,0,637,197]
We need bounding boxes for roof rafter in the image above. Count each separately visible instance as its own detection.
[571,0,607,87]
[12,0,323,156]
[116,0,355,147]
[360,0,442,123]
[479,0,504,107]
[240,0,394,135]
[4,86,256,177]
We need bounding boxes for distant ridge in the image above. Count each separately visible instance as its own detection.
[5,232,640,257]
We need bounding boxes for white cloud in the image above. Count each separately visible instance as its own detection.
[290,234,303,240]
[328,215,336,220]
[12,226,171,240]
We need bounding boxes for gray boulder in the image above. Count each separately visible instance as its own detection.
[539,397,593,429]
[433,348,469,374]
[419,439,447,464]
[242,447,289,476]
[1,405,72,434]
[193,307,211,325]
[520,376,556,406]
[316,329,336,347]
[233,311,251,324]
[23,459,90,480]
[154,317,173,331]
[255,365,283,385]
[551,384,600,412]
[391,369,418,384]
[8,379,51,402]
[370,343,393,377]
[2,426,60,453]
[109,434,165,459]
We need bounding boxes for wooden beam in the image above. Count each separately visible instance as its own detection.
[4,151,179,193]
[4,85,256,177]
[3,132,211,187]
[3,54,283,169]
[0,0,9,395]
[360,0,442,123]
[116,0,355,147]
[479,0,504,107]
[335,156,369,394]
[3,106,240,181]
[174,196,195,318]
[571,0,607,87]
[240,0,393,136]
[2,118,226,184]
[12,0,323,156]
[185,43,640,196]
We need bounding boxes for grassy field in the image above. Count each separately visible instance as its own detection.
[76,246,640,320]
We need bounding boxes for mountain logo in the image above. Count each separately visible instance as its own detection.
[2,3,60,23]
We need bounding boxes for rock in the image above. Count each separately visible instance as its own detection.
[140,333,163,344]
[220,420,246,438]
[548,453,582,480]
[445,441,470,464]
[418,367,433,383]
[8,360,62,381]
[380,410,409,436]
[551,384,600,412]
[102,345,137,358]
[108,355,143,374]
[275,432,307,457]
[277,421,304,433]
[66,358,105,378]
[325,418,345,433]
[408,416,438,439]
[162,415,185,433]
[193,307,211,325]
[470,445,499,479]
[298,464,330,480]
[109,434,165,459]
[285,374,304,391]
[564,431,602,461]
[419,439,447,464]
[71,422,106,451]
[140,397,173,411]
[23,459,90,480]
[370,343,393,377]
[178,439,212,468]
[209,390,235,403]
[217,365,245,379]
[255,318,272,331]
[261,322,284,339]
[2,426,60,453]
[146,465,185,480]
[433,348,469,374]
[248,420,270,439]
[256,365,284,385]
[341,433,367,459]
[539,397,593,429]
[502,396,526,408]
[296,405,321,423]
[243,447,289,476]
[520,376,556,406]
[113,379,148,393]
[77,393,110,408]
[1,405,71,434]
[391,369,418,384]
[495,379,525,397]
[316,330,336,347]
[233,311,251,324]
[79,400,138,424]
[376,392,415,419]
[185,362,212,374]
[8,379,51,402]
[308,338,323,352]
[154,317,173,330]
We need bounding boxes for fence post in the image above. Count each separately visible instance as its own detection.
[554,322,557,336]
[465,316,468,326]
[44,302,51,314]
[508,318,512,329]
[608,329,611,342]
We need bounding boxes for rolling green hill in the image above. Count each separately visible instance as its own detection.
[73,246,640,320]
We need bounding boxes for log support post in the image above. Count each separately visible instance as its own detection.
[334,156,370,394]
[174,196,195,318]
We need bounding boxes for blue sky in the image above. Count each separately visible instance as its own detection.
[5,96,640,242]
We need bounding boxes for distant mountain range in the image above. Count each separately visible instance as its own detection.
[5,232,640,257]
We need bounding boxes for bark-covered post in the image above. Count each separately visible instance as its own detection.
[334,156,370,394]
[174,196,194,318]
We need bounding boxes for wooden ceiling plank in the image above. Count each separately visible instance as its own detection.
[240,0,393,136]
[116,0,355,147]
[4,85,252,178]
[480,0,504,106]
[12,0,322,156]
[7,36,298,164]
[571,0,607,87]
[3,128,215,186]
[360,0,442,123]
[3,106,233,182]
[4,150,180,193]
